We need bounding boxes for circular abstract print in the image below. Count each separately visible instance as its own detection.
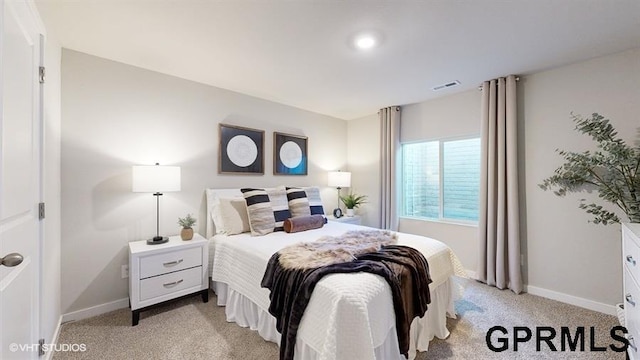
[226,135,258,167]
[279,141,302,168]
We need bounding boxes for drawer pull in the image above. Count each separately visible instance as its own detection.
[629,335,637,351]
[627,255,636,266]
[626,293,636,306]
[163,279,184,288]
[163,259,183,267]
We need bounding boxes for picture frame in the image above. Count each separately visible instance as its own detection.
[273,132,308,175]
[219,124,264,174]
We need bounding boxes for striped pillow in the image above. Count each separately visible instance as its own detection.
[241,187,292,235]
[304,187,325,215]
[286,187,311,218]
[241,188,275,236]
[267,187,292,231]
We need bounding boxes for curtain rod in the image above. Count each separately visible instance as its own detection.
[477,76,520,91]
[376,106,401,114]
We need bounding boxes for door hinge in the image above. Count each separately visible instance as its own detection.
[39,66,45,84]
[38,338,45,356]
[39,202,45,220]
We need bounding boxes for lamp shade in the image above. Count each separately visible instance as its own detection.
[327,171,351,188]
[132,165,181,193]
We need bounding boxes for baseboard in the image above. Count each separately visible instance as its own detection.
[465,269,477,280]
[42,315,63,360]
[61,298,129,323]
[525,285,616,316]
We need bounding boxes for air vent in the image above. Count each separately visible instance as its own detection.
[432,80,461,91]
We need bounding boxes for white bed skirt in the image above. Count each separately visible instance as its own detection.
[212,278,462,360]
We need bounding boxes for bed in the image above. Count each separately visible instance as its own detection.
[205,188,467,360]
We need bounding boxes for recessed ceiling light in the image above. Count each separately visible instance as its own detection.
[355,35,376,50]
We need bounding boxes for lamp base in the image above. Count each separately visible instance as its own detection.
[147,236,169,245]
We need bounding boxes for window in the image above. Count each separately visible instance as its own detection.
[402,137,480,222]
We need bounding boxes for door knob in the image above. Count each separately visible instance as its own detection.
[0,253,23,267]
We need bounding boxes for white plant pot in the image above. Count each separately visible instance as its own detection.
[346,208,355,217]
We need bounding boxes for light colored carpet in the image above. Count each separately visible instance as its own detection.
[53,281,625,359]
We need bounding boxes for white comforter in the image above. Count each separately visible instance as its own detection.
[210,222,466,360]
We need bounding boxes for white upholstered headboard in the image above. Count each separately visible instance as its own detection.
[205,188,242,238]
[205,186,328,238]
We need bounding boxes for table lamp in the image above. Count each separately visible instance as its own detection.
[328,171,351,218]
[132,163,181,245]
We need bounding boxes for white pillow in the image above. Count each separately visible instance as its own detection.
[211,195,226,233]
[218,197,250,235]
[207,189,246,235]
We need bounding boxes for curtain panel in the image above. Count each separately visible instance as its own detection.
[477,75,523,294]
[379,106,401,231]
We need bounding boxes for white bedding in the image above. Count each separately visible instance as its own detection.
[209,221,467,360]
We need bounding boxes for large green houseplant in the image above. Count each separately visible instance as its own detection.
[539,113,640,224]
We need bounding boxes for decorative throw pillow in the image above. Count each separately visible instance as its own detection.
[210,196,226,234]
[241,188,276,236]
[304,186,325,215]
[206,188,243,235]
[266,187,291,232]
[283,214,325,233]
[286,187,312,218]
[241,187,292,235]
[218,197,250,235]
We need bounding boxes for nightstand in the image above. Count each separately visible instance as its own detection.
[327,215,362,225]
[128,233,209,326]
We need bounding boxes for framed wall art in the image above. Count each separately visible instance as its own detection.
[219,124,264,174]
[274,132,308,175]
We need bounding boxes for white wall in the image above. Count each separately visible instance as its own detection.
[347,113,380,228]
[61,50,347,315]
[348,48,640,309]
[523,48,640,307]
[401,89,480,143]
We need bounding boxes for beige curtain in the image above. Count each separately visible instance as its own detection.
[379,106,401,230]
[478,75,522,294]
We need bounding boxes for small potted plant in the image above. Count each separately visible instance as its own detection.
[177,214,197,240]
[340,193,367,217]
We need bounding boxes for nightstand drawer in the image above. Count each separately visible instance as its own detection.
[140,246,202,279]
[626,266,640,358]
[327,215,361,225]
[625,227,640,281]
[140,266,202,301]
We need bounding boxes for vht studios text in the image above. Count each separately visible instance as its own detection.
[486,326,629,353]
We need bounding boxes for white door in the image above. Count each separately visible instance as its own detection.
[0,0,43,359]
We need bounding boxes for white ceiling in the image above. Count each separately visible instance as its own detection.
[35,0,640,120]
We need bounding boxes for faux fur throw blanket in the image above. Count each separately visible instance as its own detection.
[278,229,397,269]
[261,230,431,360]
